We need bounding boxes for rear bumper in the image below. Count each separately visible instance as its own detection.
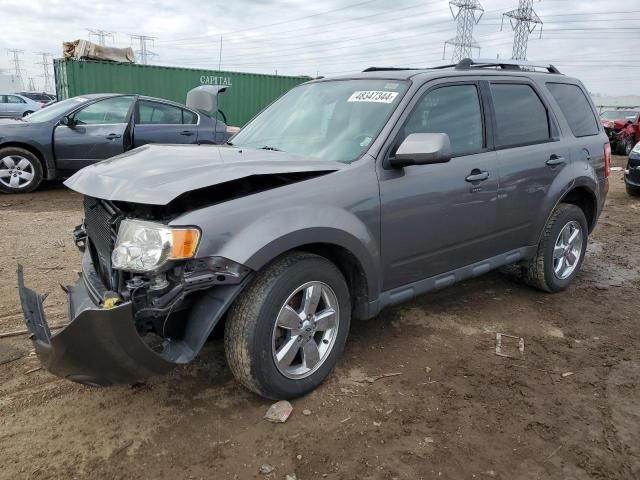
[17,262,175,386]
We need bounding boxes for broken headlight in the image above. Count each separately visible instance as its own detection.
[112,219,200,273]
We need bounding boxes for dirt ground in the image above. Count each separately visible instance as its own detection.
[1,157,639,480]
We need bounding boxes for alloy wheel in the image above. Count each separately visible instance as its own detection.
[271,281,340,379]
[0,155,35,190]
[553,220,584,280]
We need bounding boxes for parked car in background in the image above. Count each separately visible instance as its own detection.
[0,93,43,118]
[15,91,56,105]
[600,109,640,155]
[0,93,230,193]
[18,59,609,399]
[625,141,640,196]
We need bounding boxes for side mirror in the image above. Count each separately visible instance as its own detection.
[59,115,74,127]
[389,133,452,168]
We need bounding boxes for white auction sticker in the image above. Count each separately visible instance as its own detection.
[348,91,399,103]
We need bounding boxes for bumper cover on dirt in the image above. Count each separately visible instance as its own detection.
[17,265,176,386]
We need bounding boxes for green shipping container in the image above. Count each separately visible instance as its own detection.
[54,59,310,126]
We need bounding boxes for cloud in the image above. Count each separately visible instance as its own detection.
[0,0,637,95]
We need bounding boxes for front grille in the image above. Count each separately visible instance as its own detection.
[83,196,122,290]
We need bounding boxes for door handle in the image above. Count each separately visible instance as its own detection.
[546,154,566,166]
[180,130,195,136]
[105,133,122,140]
[466,171,490,182]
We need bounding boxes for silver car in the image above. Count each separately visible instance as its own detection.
[0,93,42,118]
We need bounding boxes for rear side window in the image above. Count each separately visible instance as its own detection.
[6,95,25,104]
[546,83,599,137]
[138,100,183,124]
[490,84,550,148]
[182,109,198,124]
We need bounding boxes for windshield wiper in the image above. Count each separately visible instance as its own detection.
[225,141,234,146]
[258,145,281,151]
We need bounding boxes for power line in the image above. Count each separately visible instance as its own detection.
[161,0,384,43]
[87,29,115,46]
[161,0,446,47]
[503,0,543,60]
[130,34,157,65]
[6,49,25,88]
[34,52,54,93]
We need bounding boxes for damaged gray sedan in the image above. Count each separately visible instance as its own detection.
[18,61,609,399]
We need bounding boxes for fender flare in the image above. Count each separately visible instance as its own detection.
[0,138,54,179]
[243,227,380,300]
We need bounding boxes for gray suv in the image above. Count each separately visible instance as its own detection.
[18,59,610,399]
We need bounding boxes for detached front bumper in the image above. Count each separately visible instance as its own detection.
[17,260,176,386]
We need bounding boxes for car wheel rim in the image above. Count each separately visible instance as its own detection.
[271,281,340,380]
[553,220,583,280]
[0,155,35,189]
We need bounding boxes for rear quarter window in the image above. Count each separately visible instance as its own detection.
[546,83,599,137]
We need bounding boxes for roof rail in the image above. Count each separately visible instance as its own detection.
[454,58,561,74]
[362,67,421,72]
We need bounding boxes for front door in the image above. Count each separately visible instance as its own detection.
[379,82,499,290]
[54,96,135,171]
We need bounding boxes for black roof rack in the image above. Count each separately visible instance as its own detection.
[453,58,561,74]
[362,67,421,72]
[362,59,561,75]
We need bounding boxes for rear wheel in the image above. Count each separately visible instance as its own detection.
[0,147,43,193]
[224,252,351,399]
[521,204,588,293]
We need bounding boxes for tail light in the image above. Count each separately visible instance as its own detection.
[604,143,611,178]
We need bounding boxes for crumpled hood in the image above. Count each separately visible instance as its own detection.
[64,144,345,205]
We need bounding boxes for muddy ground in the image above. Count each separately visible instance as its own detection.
[0,157,638,480]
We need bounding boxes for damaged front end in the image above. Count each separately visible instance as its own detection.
[18,196,250,386]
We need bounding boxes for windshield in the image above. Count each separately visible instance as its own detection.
[23,97,88,123]
[231,79,408,162]
[600,110,638,121]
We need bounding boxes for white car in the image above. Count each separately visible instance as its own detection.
[0,94,42,118]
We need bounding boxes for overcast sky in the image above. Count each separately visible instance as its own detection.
[0,0,637,95]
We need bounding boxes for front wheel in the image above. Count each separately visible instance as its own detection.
[224,252,351,399]
[521,204,588,293]
[0,147,43,193]
[627,183,640,197]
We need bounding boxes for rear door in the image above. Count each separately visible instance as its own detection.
[132,99,199,147]
[488,81,570,252]
[0,96,7,117]
[53,96,135,171]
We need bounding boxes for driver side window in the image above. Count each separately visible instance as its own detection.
[73,96,135,125]
[400,84,484,157]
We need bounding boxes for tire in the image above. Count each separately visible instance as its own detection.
[22,111,34,117]
[626,183,640,197]
[224,252,351,399]
[521,204,588,293]
[0,147,43,193]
